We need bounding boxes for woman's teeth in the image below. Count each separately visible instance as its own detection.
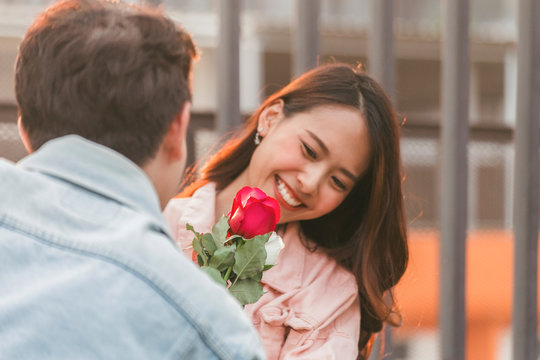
[276,177,302,207]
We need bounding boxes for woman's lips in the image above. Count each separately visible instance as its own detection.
[274,175,303,208]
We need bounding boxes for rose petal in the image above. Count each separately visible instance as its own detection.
[228,206,245,235]
[237,186,267,207]
[261,197,280,223]
[233,187,251,208]
[240,202,277,238]
[249,187,267,199]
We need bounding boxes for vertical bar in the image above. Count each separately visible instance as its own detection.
[368,2,395,359]
[368,0,394,100]
[440,1,469,360]
[217,0,241,135]
[512,0,540,358]
[292,0,319,77]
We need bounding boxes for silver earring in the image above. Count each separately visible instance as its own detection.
[254,127,263,145]
[254,131,262,145]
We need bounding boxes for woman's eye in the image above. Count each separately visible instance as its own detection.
[332,176,346,191]
[302,142,317,159]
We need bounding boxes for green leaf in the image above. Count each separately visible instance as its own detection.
[250,271,263,282]
[201,233,217,255]
[209,246,235,272]
[192,237,203,254]
[233,236,267,280]
[200,266,227,287]
[192,237,207,265]
[227,234,243,242]
[229,278,264,305]
[212,216,230,246]
[186,224,203,242]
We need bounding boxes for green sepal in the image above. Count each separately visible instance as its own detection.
[226,234,243,244]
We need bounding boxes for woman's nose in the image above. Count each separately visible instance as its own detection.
[297,164,324,195]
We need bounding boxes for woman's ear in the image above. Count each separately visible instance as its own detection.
[257,99,284,137]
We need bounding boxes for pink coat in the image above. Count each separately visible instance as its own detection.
[164,183,360,359]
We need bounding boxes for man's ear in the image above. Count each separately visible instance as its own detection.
[257,99,284,137]
[163,102,191,162]
[17,116,33,154]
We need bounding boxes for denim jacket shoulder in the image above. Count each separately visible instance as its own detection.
[0,138,265,360]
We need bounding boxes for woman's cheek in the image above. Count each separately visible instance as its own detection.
[322,193,346,214]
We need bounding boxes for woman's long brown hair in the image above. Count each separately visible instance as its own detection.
[180,63,408,359]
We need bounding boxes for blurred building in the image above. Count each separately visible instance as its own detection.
[0,1,527,359]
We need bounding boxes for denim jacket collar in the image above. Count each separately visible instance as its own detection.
[18,135,171,238]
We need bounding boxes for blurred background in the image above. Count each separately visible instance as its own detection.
[0,0,531,359]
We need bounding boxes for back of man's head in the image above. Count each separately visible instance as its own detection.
[15,0,197,166]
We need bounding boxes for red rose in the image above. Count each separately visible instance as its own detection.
[228,186,280,239]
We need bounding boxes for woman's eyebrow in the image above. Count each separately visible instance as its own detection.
[305,130,329,155]
[340,168,359,182]
[305,129,359,182]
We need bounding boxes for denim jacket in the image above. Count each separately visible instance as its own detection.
[164,183,360,360]
[0,136,266,360]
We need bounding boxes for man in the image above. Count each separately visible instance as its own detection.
[0,0,265,358]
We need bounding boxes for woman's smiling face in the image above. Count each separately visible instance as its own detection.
[242,102,371,224]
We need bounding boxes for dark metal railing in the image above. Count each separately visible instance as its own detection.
[439,1,470,359]
[512,0,540,358]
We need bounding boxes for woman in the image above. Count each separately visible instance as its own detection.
[164,63,408,359]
